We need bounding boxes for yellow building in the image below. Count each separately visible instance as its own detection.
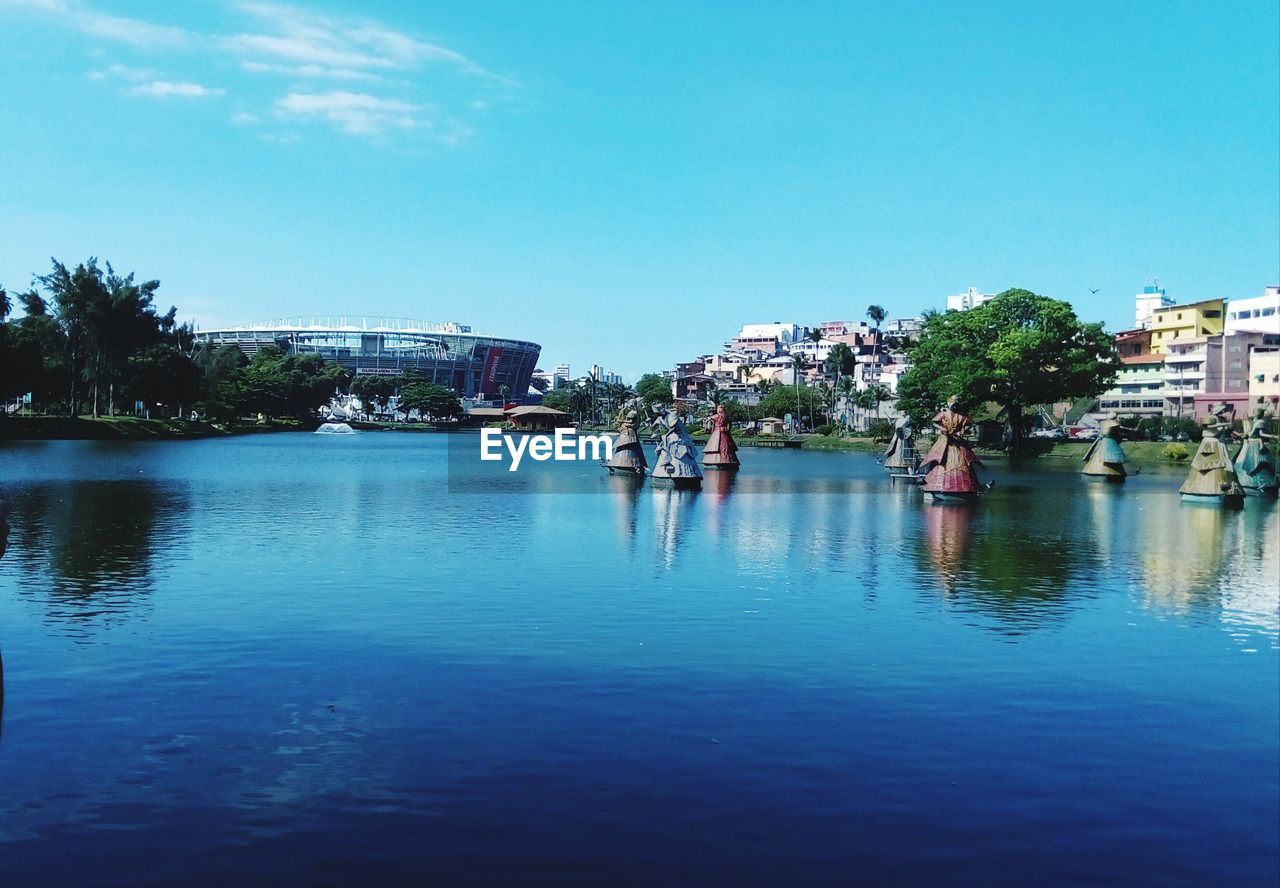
[1149,299,1225,353]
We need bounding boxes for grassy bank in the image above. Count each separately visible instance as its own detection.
[0,415,309,440]
[797,434,1192,468]
[798,435,882,453]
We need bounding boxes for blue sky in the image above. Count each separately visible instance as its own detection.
[1,0,1276,381]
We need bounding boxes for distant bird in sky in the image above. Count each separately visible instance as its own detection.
[1089,288,1101,294]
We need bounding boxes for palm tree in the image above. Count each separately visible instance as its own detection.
[855,388,878,432]
[837,376,856,431]
[868,383,891,424]
[866,304,887,387]
[497,383,510,405]
[790,352,810,432]
[817,381,835,428]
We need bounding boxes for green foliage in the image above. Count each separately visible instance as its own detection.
[1161,443,1190,462]
[398,379,462,419]
[635,373,673,406]
[351,373,397,417]
[896,288,1120,448]
[815,423,835,436]
[718,398,751,423]
[866,418,895,440]
[127,345,201,415]
[759,383,820,420]
[824,342,856,378]
[230,346,346,420]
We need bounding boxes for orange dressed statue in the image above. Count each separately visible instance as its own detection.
[702,404,740,470]
[919,398,985,501]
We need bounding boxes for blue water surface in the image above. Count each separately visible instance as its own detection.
[0,434,1276,885]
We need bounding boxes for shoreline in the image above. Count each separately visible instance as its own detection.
[0,417,1206,469]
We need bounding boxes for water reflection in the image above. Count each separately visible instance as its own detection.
[608,475,644,552]
[0,481,188,637]
[703,470,737,541]
[1,494,7,739]
[917,497,1083,632]
[922,501,973,594]
[653,487,699,568]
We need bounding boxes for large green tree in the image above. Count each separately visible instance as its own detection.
[897,288,1119,449]
[634,372,673,406]
[35,258,178,417]
[398,380,462,420]
[230,346,345,420]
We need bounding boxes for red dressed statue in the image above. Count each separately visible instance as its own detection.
[702,404,740,470]
[919,398,985,501]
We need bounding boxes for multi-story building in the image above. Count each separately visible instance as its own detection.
[1247,348,1280,411]
[1226,286,1280,335]
[1148,299,1225,354]
[946,287,994,312]
[1165,331,1280,417]
[724,322,801,355]
[1096,356,1166,418]
[1094,328,1164,419]
[554,363,571,385]
[883,317,923,338]
[1134,283,1173,329]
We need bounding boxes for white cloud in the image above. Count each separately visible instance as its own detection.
[275,90,424,135]
[130,81,225,99]
[240,60,379,82]
[2,0,188,47]
[5,0,513,145]
[228,2,494,78]
[87,62,153,81]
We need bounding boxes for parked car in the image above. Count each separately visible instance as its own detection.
[1071,429,1100,441]
[1031,427,1067,440]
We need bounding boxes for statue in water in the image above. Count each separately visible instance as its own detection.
[882,414,917,472]
[1081,412,1139,481]
[650,403,704,489]
[701,403,740,471]
[604,401,648,476]
[1234,406,1277,496]
[919,397,986,501]
[1179,403,1245,507]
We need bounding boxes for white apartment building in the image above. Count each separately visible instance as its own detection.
[1134,283,1173,329]
[946,287,994,312]
[1225,286,1280,335]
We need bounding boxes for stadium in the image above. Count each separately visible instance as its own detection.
[193,317,541,399]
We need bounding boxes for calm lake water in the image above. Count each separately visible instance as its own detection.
[1,433,1277,885]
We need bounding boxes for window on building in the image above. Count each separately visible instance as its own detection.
[1204,310,1221,318]
[1177,313,1183,320]
[1264,308,1276,317]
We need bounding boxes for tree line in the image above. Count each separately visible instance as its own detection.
[0,258,462,423]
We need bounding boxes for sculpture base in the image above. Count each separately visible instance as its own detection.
[925,490,980,503]
[1242,484,1279,497]
[703,463,739,471]
[890,472,923,484]
[1180,491,1244,509]
[1082,472,1126,483]
[650,475,703,490]
[603,463,645,478]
